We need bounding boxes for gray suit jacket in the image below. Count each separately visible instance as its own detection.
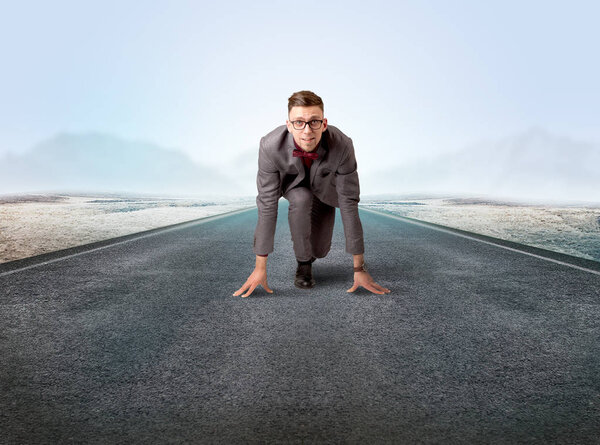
[253,124,364,256]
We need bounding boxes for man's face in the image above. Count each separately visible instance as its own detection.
[286,105,328,152]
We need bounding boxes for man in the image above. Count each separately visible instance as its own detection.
[233,90,390,298]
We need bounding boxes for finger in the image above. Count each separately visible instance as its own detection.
[233,278,250,297]
[347,283,359,293]
[233,281,250,296]
[242,282,258,298]
[365,284,385,295]
[263,282,274,293]
[373,283,391,293]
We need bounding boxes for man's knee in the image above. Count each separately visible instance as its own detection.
[285,187,313,212]
[313,244,331,259]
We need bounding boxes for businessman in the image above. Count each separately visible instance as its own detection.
[233,90,390,297]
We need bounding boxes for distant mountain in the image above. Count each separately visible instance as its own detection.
[365,128,600,203]
[7,129,596,202]
[0,133,240,196]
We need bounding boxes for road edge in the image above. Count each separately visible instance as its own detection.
[0,206,256,276]
[360,207,600,275]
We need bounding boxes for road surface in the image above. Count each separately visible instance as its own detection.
[1,203,599,443]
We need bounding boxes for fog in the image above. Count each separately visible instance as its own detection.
[1,127,598,204]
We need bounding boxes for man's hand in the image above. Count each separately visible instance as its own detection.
[233,255,273,298]
[347,254,391,295]
[347,270,391,295]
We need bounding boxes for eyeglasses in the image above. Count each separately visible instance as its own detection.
[290,119,324,130]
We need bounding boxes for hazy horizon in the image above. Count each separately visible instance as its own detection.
[1,126,598,205]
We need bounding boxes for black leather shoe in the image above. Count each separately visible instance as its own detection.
[295,263,315,289]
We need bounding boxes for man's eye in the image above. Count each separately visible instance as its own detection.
[294,121,305,126]
[310,120,319,125]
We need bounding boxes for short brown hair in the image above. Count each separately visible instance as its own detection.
[288,90,324,114]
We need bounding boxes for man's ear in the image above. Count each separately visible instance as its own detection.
[286,120,292,133]
[322,118,328,131]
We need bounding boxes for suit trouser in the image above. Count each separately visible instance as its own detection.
[283,186,336,262]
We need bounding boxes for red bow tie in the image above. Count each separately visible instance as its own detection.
[293,148,319,160]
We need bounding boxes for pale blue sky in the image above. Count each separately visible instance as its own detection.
[1,0,599,175]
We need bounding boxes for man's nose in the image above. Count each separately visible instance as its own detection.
[302,124,314,133]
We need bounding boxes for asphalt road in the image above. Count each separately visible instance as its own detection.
[1,202,599,444]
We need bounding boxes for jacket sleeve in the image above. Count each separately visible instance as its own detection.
[253,137,281,255]
[335,139,365,255]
